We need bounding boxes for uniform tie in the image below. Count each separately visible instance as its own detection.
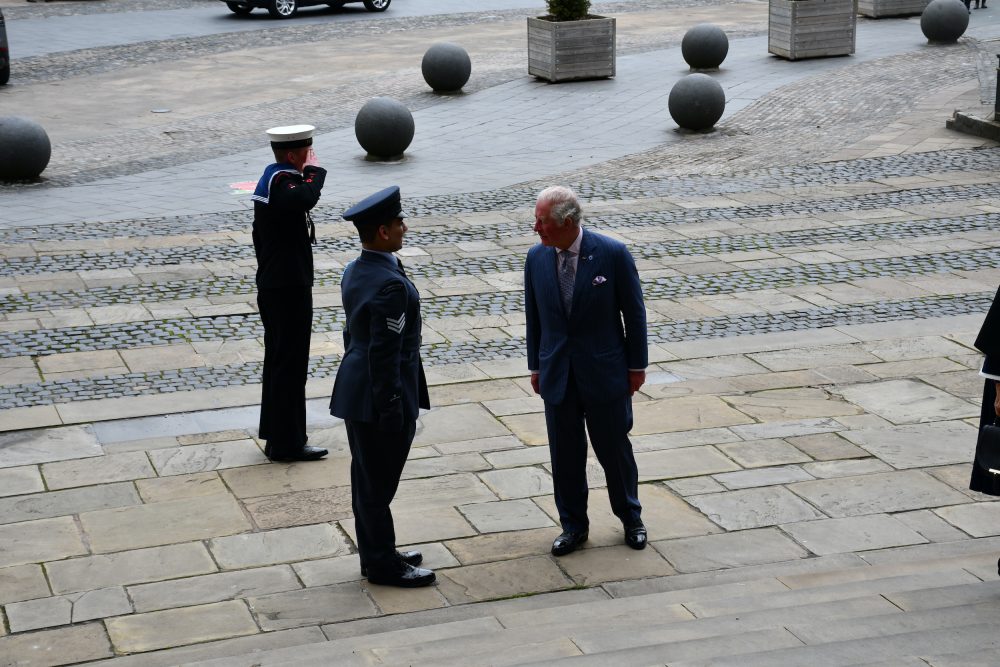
[558,249,575,314]
[396,258,407,277]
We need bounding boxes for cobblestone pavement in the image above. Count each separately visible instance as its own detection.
[1,0,1000,664]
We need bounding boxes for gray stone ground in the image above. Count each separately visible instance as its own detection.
[1,0,1000,664]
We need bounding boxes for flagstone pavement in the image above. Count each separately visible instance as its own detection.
[1,0,1000,664]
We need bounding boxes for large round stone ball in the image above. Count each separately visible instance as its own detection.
[681,24,729,70]
[421,42,472,93]
[0,116,51,180]
[355,97,415,160]
[920,0,969,43]
[668,73,726,131]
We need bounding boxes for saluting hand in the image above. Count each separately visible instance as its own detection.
[994,381,1000,417]
[304,148,320,168]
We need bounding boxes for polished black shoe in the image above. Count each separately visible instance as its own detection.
[366,560,436,588]
[624,521,647,550]
[551,530,588,556]
[265,445,328,462]
[361,550,422,577]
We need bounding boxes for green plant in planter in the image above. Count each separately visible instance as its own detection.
[546,0,591,20]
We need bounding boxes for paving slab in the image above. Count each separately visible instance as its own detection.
[781,514,929,555]
[79,493,251,553]
[0,516,88,568]
[128,565,302,613]
[248,582,379,631]
[934,501,1000,537]
[800,458,893,478]
[40,451,156,489]
[6,586,132,633]
[786,432,870,461]
[0,482,141,525]
[893,509,971,543]
[478,467,552,499]
[0,622,113,666]
[412,403,511,447]
[435,555,574,604]
[0,466,45,498]
[219,455,352,498]
[788,470,971,518]
[135,471,228,503]
[364,580,450,615]
[652,527,810,573]
[632,395,755,434]
[242,484,354,529]
[47,542,218,595]
[208,523,351,570]
[341,505,478,546]
[635,445,742,481]
[716,438,812,468]
[713,465,814,489]
[686,486,824,530]
[105,600,259,654]
[0,425,102,469]
[836,379,978,424]
[0,563,50,605]
[147,439,268,476]
[841,421,978,469]
[459,498,555,533]
[555,543,676,586]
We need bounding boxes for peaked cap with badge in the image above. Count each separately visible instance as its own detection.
[343,185,407,229]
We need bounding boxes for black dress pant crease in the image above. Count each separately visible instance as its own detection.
[257,287,312,455]
[345,419,415,568]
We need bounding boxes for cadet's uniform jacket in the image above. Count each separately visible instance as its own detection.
[330,250,430,424]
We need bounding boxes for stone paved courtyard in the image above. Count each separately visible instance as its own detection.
[1,0,1000,664]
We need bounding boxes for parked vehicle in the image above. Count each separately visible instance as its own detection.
[222,0,389,19]
[0,9,9,86]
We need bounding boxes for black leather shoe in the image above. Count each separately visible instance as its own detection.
[361,550,422,577]
[266,445,328,462]
[366,560,436,588]
[551,530,588,556]
[624,522,647,550]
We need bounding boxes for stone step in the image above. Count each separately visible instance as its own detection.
[664,622,1000,667]
[191,574,994,667]
[183,548,999,667]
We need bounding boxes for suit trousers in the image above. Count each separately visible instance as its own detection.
[257,287,312,455]
[345,419,416,568]
[544,370,642,532]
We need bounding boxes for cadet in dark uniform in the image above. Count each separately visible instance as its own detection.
[330,186,435,588]
[252,124,328,463]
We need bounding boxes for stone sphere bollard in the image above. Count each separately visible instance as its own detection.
[0,116,51,180]
[421,42,472,93]
[354,97,415,161]
[920,0,969,43]
[681,24,729,70]
[668,73,726,131]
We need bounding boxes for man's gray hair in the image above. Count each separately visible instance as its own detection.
[537,186,582,227]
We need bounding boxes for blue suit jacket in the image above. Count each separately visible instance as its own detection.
[525,229,648,405]
[329,251,430,423]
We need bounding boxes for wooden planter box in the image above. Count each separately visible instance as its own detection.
[768,0,857,60]
[857,0,928,17]
[527,15,616,82]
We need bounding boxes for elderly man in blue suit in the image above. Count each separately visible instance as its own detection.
[525,185,648,556]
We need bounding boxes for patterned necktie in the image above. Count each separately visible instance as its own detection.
[558,249,575,314]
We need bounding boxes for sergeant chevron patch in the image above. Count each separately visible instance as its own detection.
[386,314,406,333]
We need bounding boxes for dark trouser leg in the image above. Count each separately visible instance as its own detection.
[257,287,313,455]
[346,419,415,568]
[544,377,590,533]
[584,395,642,525]
[980,378,996,429]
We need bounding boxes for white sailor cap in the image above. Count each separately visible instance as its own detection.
[266,124,315,150]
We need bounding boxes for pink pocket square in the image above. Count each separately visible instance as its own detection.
[592,275,607,285]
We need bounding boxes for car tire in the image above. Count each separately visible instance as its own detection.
[226,2,253,14]
[268,0,297,18]
[362,0,390,11]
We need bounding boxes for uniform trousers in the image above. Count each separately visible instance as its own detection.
[544,368,642,533]
[257,287,312,455]
[345,419,416,568]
